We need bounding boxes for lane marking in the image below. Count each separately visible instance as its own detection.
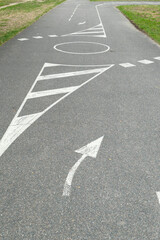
[62,23,106,38]
[48,35,58,37]
[68,4,80,22]
[156,192,160,204]
[78,21,86,25]
[54,41,110,55]
[154,56,160,60]
[119,63,136,68]
[138,59,154,64]
[33,36,43,39]
[0,63,113,157]
[63,136,104,196]
[28,86,79,99]
[18,38,29,41]
[38,68,107,81]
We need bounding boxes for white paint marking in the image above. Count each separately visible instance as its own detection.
[18,38,29,41]
[0,113,42,158]
[138,59,154,64]
[48,35,58,38]
[154,56,160,60]
[28,86,79,99]
[68,4,80,21]
[62,23,106,38]
[54,41,110,55]
[119,63,136,68]
[156,192,160,204]
[63,136,104,196]
[0,64,114,157]
[38,68,107,81]
[33,36,43,39]
[78,21,86,25]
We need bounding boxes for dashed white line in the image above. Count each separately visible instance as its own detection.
[18,38,29,41]
[68,4,80,22]
[119,63,136,68]
[48,35,58,37]
[33,36,43,39]
[154,56,160,60]
[138,59,154,64]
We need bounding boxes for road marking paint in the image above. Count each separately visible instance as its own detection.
[68,4,80,21]
[119,63,136,68]
[156,192,160,204]
[78,21,86,25]
[48,35,58,37]
[154,56,160,60]
[33,36,43,39]
[38,68,107,81]
[63,136,104,196]
[138,59,154,64]
[95,5,107,38]
[28,86,79,99]
[62,23,106,38]
[54,41,110,55]
[0,64,113,157]
[18,38,29,41]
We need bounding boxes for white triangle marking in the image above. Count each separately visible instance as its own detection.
[75,136,104,158]
[0,64,113,157]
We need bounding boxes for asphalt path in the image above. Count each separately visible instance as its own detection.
[0,0,160,239]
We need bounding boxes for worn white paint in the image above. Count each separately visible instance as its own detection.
[0,113,42,158]
[33,36,43,39]
[138,59,154,64]
[54,41,110,55]
[48,35,58,37]
[119,63,136,68]
[38,68,108,81]
[0,64,113,157]
[62,23,106,38]
[156,192,160,204]
[154,56,160,60]
[63,136,104,196]
[78,21,86,25]
[28,86,79,99]
[68,4,80,21]
[18,38,29,41]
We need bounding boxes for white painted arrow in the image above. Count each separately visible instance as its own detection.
[62,136,104,196]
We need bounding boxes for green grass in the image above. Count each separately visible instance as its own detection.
[91,0,160,2]
[117,5,160,44]
[0,0,65,45]
[0,0,24,7]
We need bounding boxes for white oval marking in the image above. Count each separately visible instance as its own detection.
[54,41,110,55]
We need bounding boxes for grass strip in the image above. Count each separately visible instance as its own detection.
[117,5,160,44]
[0,0,65,45]
[0,0,24,7]
[91,0,160,2]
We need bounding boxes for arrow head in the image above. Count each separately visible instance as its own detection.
[75,136,104,158]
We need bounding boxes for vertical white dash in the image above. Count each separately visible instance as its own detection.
[156,192,160,204]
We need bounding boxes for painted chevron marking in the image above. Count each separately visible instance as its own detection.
[0,63,114,157]
[38,68,106,81]
[28,86,79,99]
[62,22,106,38]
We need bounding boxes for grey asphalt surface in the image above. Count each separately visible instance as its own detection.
[0,0,160,239]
